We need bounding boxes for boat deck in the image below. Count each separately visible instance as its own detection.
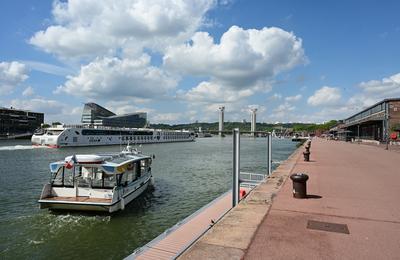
[43,196,112,203]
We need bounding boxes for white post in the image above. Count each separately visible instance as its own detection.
[250,108,257,137]
[232,128,240,207]
[267,132,272,175]
[219,106,225,136]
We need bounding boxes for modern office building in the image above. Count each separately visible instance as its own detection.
[81,102,147,128]
[343,98,400,141]
[0,107,44,137]
[81,103,116,125]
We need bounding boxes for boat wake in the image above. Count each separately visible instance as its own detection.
[0,145,49,151]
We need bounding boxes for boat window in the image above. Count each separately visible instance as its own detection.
[140,159,148,172]
[76,166,96,188]
[136,161,141,178]
[51,167,64,186]
[120,172,128,186]
[91,168,104,188]
[52,167,74,187]
[126,163,136,183]
[103,174,116,188]
[46,130,63,136]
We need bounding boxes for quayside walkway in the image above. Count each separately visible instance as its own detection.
[181,138,400,259]
[245,138,400,259]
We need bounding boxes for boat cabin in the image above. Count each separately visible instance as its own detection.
[39,151,153,212]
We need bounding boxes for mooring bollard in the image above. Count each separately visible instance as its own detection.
[303,150,310,161]
[290,173,309,198]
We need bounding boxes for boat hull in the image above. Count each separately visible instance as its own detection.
[39,177,151,213]
[31,126,195,148]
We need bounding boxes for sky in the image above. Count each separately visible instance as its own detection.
[1,0,399,124]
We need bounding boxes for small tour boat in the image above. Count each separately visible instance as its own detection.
[38,145,154,213]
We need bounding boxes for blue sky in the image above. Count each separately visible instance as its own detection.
[1,0,399,124]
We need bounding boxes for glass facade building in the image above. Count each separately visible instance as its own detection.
[81,103,115,124]
[81,103,147,128]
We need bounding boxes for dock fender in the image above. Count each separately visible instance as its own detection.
[150,176,155,186]
[120,197,125,210]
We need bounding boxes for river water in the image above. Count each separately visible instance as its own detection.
[0,137,296,259]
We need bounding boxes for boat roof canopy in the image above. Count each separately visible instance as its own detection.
[50,153,151,174]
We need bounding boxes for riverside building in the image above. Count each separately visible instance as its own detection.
[342,98,400,142]
[0,107,44,138]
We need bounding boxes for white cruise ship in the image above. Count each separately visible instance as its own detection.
[31,125,195,148]
[32,102,195,147]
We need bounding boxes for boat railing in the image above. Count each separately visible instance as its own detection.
[239,172,266,188]
[60,124,193,133]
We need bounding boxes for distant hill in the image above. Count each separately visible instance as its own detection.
[150,120,337,133]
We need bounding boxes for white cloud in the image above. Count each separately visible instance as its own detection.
[0,61,29,95]
[30,0,214,60]
[56,55,177,100]
[269,93,282,100]
[312,72,400,121]
[177,81,253,103]
[359,72,400,98]
[104,100,154,115]
[272,102,295,118]
[166,26,305,108]
[22,86,35,97]
[150,113,183,124]
[164,26,306,90]
[307,86,341,106]
[9,98,64,115]
[7,98,84,124]
[21,60,73,76]
[285,94,302,102]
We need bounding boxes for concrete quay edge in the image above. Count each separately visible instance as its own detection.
[178,144,305,259]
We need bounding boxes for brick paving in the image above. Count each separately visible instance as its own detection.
[245,138,400,260]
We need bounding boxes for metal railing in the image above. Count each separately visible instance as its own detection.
[232,128,272,207]
[239,172,266,188]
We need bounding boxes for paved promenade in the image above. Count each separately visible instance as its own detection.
[245,138,400,259]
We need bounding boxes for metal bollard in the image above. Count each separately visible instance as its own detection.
[303,150,310,161]
[290,173,309,198]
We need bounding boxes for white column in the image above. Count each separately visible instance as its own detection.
[219,106,225,136]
